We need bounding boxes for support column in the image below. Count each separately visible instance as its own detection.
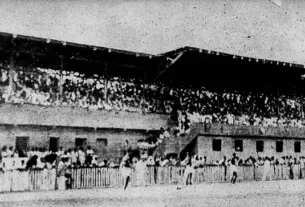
[59,56,63,103]
[300,86,304,119]
[104,62,108,102]
[9,51,15,95]
[142,67,147,106]
[277,87,280,117]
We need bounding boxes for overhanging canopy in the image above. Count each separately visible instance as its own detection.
[0,31,304,90]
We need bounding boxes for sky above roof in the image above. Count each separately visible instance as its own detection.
[0,0,304,64]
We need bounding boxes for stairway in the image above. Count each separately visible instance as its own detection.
[152,122,207,159]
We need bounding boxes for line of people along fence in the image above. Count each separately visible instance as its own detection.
[0,164,303,193]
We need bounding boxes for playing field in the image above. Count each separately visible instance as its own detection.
[1,180,305,207]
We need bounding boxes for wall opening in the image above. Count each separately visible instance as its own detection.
[235,140,243,152]
[276,141,283,153]
[212,139,221,151]
[16,136,29,152]
[75,138,87,148]
[256,141,264,152]
[49,137,59,152]
[295,141,301,153]
[96,138,108,147]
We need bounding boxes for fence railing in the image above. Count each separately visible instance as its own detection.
[0,164,303,193]
[0,168,56,192]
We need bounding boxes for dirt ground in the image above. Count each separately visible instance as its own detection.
[1,180,305,207]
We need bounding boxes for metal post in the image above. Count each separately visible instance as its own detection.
[277,87,280,117]
[142,67,147,112]
[9,36,16,95]
[104,62,108,102]
[300,85,304,119]
[59,56,63,103]
[9,51,14,95]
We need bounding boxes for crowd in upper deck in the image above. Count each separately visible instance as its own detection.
[0,64,304,131]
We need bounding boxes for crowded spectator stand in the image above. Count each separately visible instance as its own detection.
[1,32,305,191]
[0,33,305,134]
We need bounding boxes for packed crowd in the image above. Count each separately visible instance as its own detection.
[133,153,305,168]
[0,140,305,184]
[0,145,119,170]
[117,151,305,187]
[0,65,305,131]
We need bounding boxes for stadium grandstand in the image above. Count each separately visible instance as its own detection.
[1,31,305,164]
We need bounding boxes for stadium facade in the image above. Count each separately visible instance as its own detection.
[0,32,305,162]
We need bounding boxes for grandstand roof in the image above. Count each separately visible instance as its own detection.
[0,31,162,80]
[158,46,305,89]
[0,31,304,89]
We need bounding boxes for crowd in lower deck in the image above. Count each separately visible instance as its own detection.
[1,142,305,171]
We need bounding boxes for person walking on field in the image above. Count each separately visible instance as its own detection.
[184,154,194,185]
[120,151,133,190]
[262,157,272,181]
[230,158,238,184]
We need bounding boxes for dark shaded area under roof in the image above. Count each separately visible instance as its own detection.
[0,32,162,81]
[158,47,305,93]
[0,31,304,93]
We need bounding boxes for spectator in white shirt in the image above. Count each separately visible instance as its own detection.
[1,145,9,158]
[262,157,272,181]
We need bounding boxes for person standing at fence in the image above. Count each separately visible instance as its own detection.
[57,147,64,157]
[64,164,72,189]
[197,157,205,183]
[288,156,294,180]
[86,146,94,166]
[57,156,69,190]
[44,151,57,169]
[293,157,299,179]
[230,158,238,184]
[1,146,9,158]
[123,140,131,156]
[71,148,78,167]
[300,157,305,179]
[219,156,227,181]
[120,151,132,190]
[262,156,272,181]
[184,154,194,185]
[78,147,86,167]
[7,146,14,158]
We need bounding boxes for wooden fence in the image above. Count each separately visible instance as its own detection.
[0,168,56,192]
[0,164,303,193]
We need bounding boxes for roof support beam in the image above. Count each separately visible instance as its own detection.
[59,56,64,103]
[9,36,16,95]
[104,62,108,102]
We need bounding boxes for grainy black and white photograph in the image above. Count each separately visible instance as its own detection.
[0,0,305,206]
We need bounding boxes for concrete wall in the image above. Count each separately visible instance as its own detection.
[2,103,305,163]
[0,104,169,130]
[196,123,305,139]
[0,103,170,162]
[168,123,305,159]
[197,135,305,163]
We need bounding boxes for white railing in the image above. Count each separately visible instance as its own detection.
[0,164,302,193]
